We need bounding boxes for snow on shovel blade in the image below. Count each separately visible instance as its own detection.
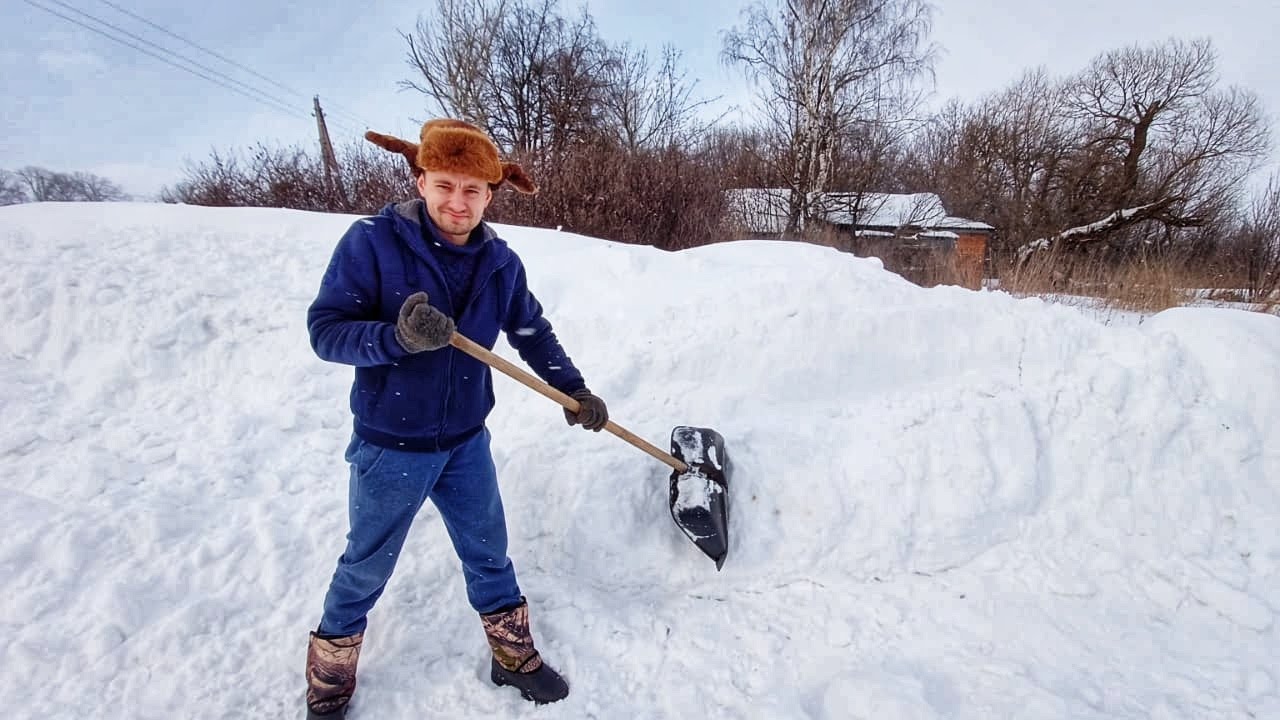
[668,426,730,570]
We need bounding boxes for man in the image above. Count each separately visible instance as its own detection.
[303,118,608,717]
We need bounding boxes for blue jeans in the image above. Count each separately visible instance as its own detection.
[318,429,522,636]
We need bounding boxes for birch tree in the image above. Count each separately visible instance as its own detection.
[722,0,935,235]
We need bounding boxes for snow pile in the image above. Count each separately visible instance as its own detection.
[2,202,1278,719]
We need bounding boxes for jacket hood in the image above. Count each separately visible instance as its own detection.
[378,199,510,268]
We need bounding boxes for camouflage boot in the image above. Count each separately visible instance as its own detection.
[480,599,569,704]
[305,630,363,719]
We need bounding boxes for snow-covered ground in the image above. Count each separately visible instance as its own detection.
[3,202,1278,719]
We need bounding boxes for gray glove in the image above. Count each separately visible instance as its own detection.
[394,292,456,353]
[564,388,608,432]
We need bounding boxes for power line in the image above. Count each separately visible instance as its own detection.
[49,0,334,127]
[94,0,307,102]
[92,0,373,130]
[24,0,312,123]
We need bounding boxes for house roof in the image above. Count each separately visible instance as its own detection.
[724,189,994,235]
[820,192,995,231]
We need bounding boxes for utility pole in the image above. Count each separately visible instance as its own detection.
[313,95,347,211]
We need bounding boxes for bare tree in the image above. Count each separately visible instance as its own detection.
[72,171,130,201]
[400,0,505,125]
[397,0,728,248]
[722,0,935,235]
[1,170,26,205]
[16,167,74,201]
[903,69,1076,265]
[1233,173,1280,303]
[1019,38,1270,262]
[535,6,609,152]
[401,0,608,154]
[13,166,128,202]
[598,44,718,151]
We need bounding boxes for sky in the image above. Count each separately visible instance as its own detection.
[2,199,1278,717]
[3,0,1278,198]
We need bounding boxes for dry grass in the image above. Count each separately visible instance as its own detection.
[807,233,1277,315]
[996,251,1275,315]
[808,228,982,289]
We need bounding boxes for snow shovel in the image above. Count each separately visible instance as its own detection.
[450,333,731,569]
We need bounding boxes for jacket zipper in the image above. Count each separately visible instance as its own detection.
[410,237,513,449]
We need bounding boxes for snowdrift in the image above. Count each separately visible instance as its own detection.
[2,202,1277,719]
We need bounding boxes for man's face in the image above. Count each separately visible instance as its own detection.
[417,170,493,245]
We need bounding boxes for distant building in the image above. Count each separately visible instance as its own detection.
[723,189,995,288]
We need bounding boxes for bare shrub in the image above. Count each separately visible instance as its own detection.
[162,142,413,215]
[163,145,322,210]
[340,141,418,211]
[490,138,730,250]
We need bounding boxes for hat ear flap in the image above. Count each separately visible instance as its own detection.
[364,130,422,176]
[500,162,537,194]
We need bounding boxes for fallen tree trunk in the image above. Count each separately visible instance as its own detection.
[1016,203,1162,264]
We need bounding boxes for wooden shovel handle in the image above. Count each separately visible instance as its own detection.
[449,333,689,473]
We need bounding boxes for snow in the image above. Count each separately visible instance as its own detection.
[819,192,993,231]
[3,201,1279,719]
[917,230,960,241]
[671,473,710,507]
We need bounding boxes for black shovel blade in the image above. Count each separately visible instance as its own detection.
[668,426,730,570]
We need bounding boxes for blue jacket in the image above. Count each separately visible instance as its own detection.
[308,200,587,451]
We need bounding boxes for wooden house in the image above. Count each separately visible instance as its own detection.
[723,189,995,288]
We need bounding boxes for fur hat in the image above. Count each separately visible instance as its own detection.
[364,119,537,194]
